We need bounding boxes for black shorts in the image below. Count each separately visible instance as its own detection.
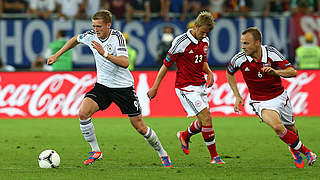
[84,83,141,117]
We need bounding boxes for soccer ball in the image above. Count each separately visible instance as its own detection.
[38,150,60,168]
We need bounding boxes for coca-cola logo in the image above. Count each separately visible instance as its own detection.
[0,71,317,118]
[0,74,96,117]
[206,72,315,115]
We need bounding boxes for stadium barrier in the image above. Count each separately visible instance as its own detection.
[0,70,318,118]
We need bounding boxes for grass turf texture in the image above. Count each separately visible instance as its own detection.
[0,117,319,180]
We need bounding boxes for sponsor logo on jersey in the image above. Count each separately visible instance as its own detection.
[189,50,194,54]
[245,67,250,71]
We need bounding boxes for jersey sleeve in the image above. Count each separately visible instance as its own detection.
[163,52,178,68]
[162,36,182,68]
[275,59,294,69]
[114,33,128,57]
[77,30,95,46]
[226,52,243,75]
[267,46,294,69]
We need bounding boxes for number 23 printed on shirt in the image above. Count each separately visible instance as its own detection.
[195,54,203,63]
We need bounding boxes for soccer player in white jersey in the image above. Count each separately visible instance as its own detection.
[226,27,317,168]
[47,10,172,167]
[147,11,225,164]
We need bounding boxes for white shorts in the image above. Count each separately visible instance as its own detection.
[249,91,295,126]
[175,85,209,117]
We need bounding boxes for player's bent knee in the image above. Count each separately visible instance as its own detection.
[78,110,91,120]
[201,117,212,126]
[136,126,148,135]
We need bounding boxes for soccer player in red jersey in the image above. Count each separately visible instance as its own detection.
[226,27,317,168]
[148,11,225,164]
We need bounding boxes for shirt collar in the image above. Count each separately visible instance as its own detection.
[187,29,198,44]
[247,45,267,63]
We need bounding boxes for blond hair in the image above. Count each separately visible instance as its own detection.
[195,11,215,31]
[242,27,262,42]
[91,10,112,24]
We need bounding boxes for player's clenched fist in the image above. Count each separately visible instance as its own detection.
[147,88,157,100]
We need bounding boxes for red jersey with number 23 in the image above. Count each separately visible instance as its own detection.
[226,45,295,101]
[163,29,209,89]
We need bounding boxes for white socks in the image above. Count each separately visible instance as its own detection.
[80,118,100,152]
[80,119,167,157]
[144,127,168,157]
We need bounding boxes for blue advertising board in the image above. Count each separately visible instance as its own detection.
[0,17,289,68]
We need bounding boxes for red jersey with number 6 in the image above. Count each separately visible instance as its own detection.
[226,45,295,101]
[163,29,209,89]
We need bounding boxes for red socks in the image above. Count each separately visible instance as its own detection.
[182,121,219,159]
[278,129,310,155]
[183,119,201,140]
[201,125,218,159]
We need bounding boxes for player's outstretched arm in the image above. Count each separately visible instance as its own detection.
[147,64,168,100]
[226,72,244,112]
[47,35,79,65]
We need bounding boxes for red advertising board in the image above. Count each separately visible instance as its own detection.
[0,70,318,118]
[292,14,320,46]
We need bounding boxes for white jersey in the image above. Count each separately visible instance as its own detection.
[77,29,134,88]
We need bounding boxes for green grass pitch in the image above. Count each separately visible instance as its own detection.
[0,116,319,179]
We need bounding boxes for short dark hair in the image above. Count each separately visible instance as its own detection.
[242,27,262,42]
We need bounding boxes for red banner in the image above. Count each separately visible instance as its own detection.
[0,70,319,118]
[292,14,320,46]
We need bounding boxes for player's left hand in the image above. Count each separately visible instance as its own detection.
[147,88,157,100]
[261,67,278,76]
[91,41,105,56]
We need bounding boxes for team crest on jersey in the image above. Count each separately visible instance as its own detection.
[106,44,113,53]
[203,45,208,54]
[195,100,202,107]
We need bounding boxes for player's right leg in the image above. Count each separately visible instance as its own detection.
[129,115,173,167]
[262,110,316,168]
[79,97,102,165]
[175,86,205,155]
